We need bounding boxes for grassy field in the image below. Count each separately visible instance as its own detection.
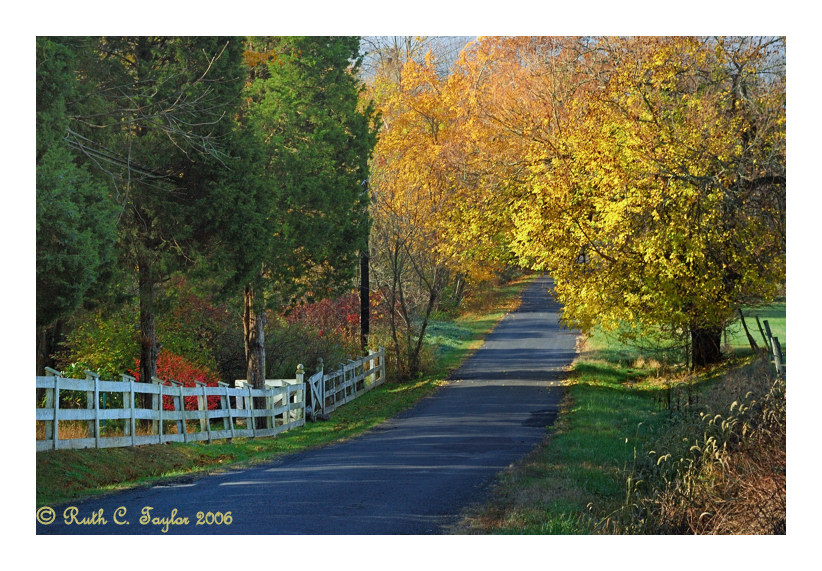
[36,276,533,508]
[455,299,786,534]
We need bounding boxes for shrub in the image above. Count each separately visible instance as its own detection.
[131,351,222,411]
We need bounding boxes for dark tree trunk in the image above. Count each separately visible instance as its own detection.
[360,249,370,354]
[243,284,267,429]
[137,256,159,416]
[243,284,266,390]
[691,326,723,368]
[138,256,158,384]
[36,320,63,375]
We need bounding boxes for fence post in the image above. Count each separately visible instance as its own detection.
[167,380,187,442]
[247,386,256,438]
[366,349,375,385]
[295,364,305,423]
[218,381,232,437]
[761,320,785,377]
[222,384,235,441]
[44,367,61,450]
[379,347,386,385]
[151,376,166,441]
[124,374,136,447]
[762,319,773,341]
[197,382,212,443]
[150,376,163,436]
[158,381,165,443]
[86,371,101,446]
[755,316,769,350]
[771,336,785,378]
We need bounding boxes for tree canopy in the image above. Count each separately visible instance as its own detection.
[365,36,786,368]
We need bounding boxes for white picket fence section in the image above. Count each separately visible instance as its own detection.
[36,367,305,452]
[307,347,386,419]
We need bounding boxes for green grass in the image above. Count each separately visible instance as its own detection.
[37,275,534,508]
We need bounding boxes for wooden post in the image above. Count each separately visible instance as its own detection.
[200,383,212,443]
[53,373,60,450]
[86,371,101,447]
[43,367,59,443]
[755,316,770,350]
[763,320,773,343]
[762,320,777,372]
[318,358,325,417]
[158,382,165,443]
[128,376,136,447]
[84,371,95,438]
[224,385,235,441]
[378,347,386,385]
[178,382,188,443]
[295,364,305,423]
[247,386,256,438]
[771,336,785,377]
[737,309,759,352]
[151,377,164,434]
[121,374,135,440]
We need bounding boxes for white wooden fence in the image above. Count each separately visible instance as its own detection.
[36,349,388,451]
[36,367,305,452]
[307,347,386,419]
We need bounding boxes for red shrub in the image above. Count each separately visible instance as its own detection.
[131,352,222,411]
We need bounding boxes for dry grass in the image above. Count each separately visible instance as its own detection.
[606,358,786,534]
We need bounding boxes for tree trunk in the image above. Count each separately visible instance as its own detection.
[409,284,439,377]
[691,326,722,368]
[737,308,760,352]
[360,248,370,354]
[137,256,158,417]
[243,284,267,390]
[36,320,63,375]
[138,256,158,384]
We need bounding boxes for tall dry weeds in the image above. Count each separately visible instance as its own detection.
[603,358,786,534]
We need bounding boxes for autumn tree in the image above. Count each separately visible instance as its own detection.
[368,46,507,377]
[460,36,786,367]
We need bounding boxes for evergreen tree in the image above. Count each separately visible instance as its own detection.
[36,37,118,373]
[239,36,379,388]
[60,37,247,384]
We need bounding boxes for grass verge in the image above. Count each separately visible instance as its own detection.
[37,275,534,508]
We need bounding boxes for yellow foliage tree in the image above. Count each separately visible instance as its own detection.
[495,36,786,366]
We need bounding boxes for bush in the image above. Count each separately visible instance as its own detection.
[132,351,223,411]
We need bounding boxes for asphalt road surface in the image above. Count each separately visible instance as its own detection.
[36,275,578,535]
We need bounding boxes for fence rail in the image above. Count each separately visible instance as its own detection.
[307,347,386,418]
[36,368,305,452]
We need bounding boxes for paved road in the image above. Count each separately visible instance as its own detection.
[36,275,578,535]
